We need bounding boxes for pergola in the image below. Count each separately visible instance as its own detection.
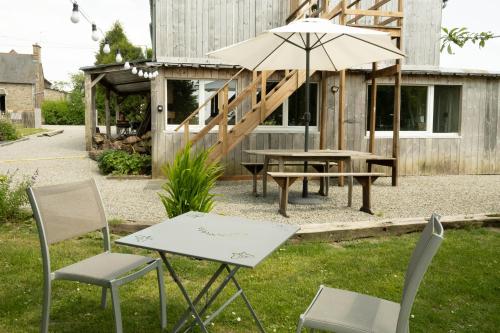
[80,61,154,150]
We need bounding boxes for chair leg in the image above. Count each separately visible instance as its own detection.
[296,314,305,333]
[110,285,123,333]
[101,287,107,309]
[41,280,51,333]
[156,262,167,330]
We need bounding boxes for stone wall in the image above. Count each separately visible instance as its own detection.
[44,88,67,101]
[0,83,34,112]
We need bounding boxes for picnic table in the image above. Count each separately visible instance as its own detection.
[245,149,376,206]
[116,211,299,333]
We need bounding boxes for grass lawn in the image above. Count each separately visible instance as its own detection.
[15,127,48,138]
[0,222,498,332]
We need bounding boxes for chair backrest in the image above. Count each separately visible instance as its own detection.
[396,213,444,333]
[27,179,108,246]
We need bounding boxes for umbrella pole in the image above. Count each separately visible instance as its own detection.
[302,32,311,198]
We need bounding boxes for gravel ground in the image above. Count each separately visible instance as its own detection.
[1,125,499,225]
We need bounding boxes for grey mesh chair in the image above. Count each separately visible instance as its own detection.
[27,179,167,333]
[297,213,444,333]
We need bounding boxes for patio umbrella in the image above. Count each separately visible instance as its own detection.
[208,18,405,196]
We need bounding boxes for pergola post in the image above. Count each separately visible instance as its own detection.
[319,71,328,149]
[84,73,96,151]
[104,87,111,137]
[369,62,377,153]
[392,0,404,186]
[337,0,347,186]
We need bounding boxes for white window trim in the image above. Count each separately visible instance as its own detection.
[365,84,462,139]
[164,78,238,133]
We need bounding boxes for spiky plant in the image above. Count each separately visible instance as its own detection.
[158,144,223,218]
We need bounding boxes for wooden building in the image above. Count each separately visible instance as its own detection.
[82,0,500,178]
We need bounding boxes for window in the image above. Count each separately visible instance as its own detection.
[166,79,237,126]
[260,82,318,128]
[367,85,461,135]
[433,85,460,133]
[0,95,5,115]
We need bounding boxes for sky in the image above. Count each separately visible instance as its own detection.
[0,0,499,85]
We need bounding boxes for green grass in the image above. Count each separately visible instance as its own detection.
[15,127,48,138]
[0,222,498,332]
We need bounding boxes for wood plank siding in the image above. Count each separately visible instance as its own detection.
[154,0,290,63]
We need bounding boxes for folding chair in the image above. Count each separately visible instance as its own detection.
[27,179,166,333]
[297,213,444,333]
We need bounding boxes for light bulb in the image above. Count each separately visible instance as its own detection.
[124,61,130,70]
[138,69,143,77]
[70,3,80,23]
[115,49,122,63]
[153,71,159,77]
[103,39,110,54]
[91,23,99,41]
[131,67,137,74]
[143,72,148,78]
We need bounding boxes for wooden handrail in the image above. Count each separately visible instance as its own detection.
[174,67,245,131]
[286,0,311,23]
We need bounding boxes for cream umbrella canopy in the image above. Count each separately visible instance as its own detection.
[208,18,405,196]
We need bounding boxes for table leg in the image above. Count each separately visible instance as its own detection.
[325,161,330,197]
[263,156,270,197]
[171,263,227,332]
[159,252,209,333]
[346,158,353,207]
[225,266,266,333]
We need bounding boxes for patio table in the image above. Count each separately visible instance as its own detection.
[116,211,299,333]
[245,149,373,206]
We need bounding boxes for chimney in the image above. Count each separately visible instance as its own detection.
[32,44,41,62]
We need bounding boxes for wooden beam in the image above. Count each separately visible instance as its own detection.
[344,9,403,18]
[104,88,111,137]
[91,73,106,88]
[366,64,400,80]
[84,74,93,151]
[369,62,377,154]
[319,71,328,149]
[346,0,391,24]
[378,16,399,26]
[260,70,267,123]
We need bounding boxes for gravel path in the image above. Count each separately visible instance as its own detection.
[1,125,499,225]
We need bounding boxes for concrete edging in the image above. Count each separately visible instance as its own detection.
[0,137,29,147]
[110,213,500,241]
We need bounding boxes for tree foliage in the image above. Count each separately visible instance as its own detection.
[42,73,85,125]
[95,21,145,65]
[441,27,498,54]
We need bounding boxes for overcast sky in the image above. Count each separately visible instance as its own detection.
[1,0,499,84]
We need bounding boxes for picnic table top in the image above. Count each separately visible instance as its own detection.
[244,149,383,159]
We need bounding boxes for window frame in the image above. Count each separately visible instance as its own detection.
[254,80,321,134]
[164,77,238,132]
[365,83,462,139]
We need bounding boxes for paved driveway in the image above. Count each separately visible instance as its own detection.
[0,125,166,223]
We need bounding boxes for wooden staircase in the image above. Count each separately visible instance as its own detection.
[175,0,403,163]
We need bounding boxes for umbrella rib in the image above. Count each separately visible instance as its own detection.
[344,34,406,57]
[298,33,308,49]
[315,33,338,71]
[310,33,327,49]
[272,33,306,51]
[311,34,345,50]
[253,33,298,70]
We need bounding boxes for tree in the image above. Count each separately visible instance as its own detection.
[95,21,145,65]
[441,27,499,54]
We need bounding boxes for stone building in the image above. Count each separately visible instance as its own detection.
[0,44,67,126]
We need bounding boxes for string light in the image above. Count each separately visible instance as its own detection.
[103,39,111,54]
[70,2,80,23]
[124,61,130,70]
[138,69,143,77]
[115,49,123,63]
[131,66,137,74]
[91,23,99,41]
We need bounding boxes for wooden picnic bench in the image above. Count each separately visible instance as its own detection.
[365,156,397,186]
[267,172,384,217]
[242,161,337,196]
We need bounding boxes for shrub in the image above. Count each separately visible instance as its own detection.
[0,119,18,141]
[97,150,151,175]
[42,99,84,125]
[158,145,223,218]
[0,171,36,223]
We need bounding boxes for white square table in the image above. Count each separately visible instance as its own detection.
[116,211,299,333]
